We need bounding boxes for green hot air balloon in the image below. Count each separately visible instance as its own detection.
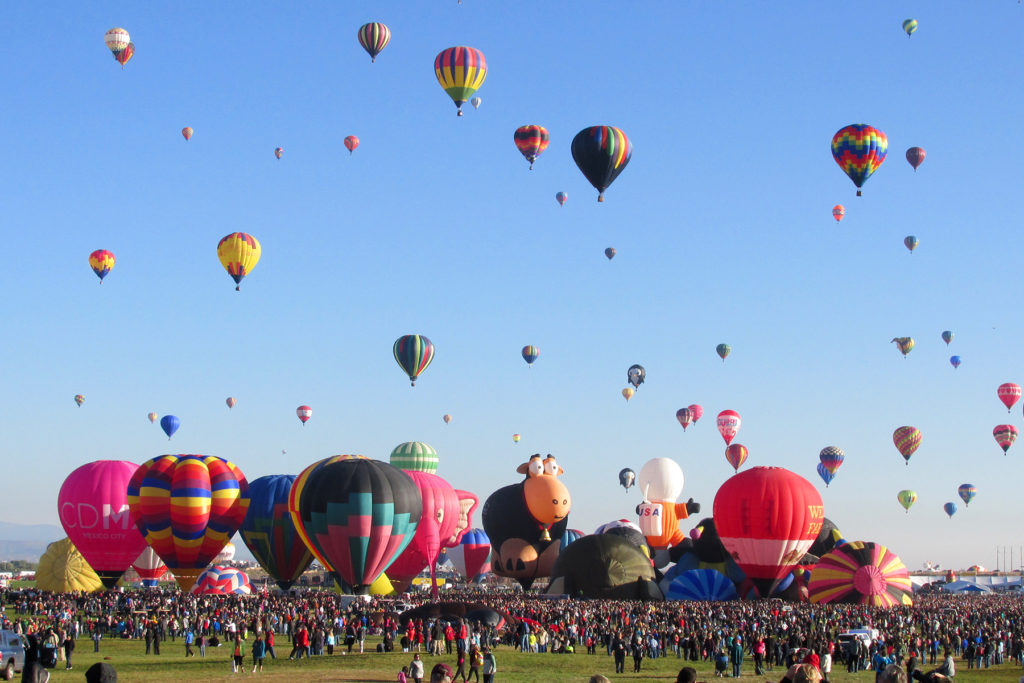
[897,490,917,513]
[716,344,731,362]
[389,442,440,474]
[394,335,435,386]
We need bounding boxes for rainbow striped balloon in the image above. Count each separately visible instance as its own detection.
[831,124,888,196]
[393,334,435,386]
[514,126,550,169]
[434,47,487,115]
[357,22,391,62]
[808,541,912,607]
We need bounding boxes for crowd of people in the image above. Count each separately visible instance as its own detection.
[2,586,1024,681]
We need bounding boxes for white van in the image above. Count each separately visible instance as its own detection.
[837,628,879,649]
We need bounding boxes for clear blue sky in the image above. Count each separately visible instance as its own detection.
[4,2,1024,573]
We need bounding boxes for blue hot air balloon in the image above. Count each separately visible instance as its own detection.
[160,415,180,440]
[239,475,315,590]
[957,484,977,507]
[950,356,961,369]
[665,568,739,601]
[943,502,957,518]
[816,462,836,488]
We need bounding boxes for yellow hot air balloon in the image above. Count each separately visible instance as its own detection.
[36,538,104,593]
[434,47,487,116]
[217,233,262,291]
[622,387,634,402]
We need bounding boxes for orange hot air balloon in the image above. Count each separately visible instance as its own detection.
[725,444,748,472]
[182,127,193,141]
[832,205,845,222]
[344,136,359,155]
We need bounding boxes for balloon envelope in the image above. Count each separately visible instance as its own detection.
[716,344,731,360]
[998,382,1022,412]
[943,502,957,518]
[957,484,977,506]
[897,490,917,512]
[676,408,692,431]
[344,135,359,154]
[832,205,845,222]
[994,424,1018,454]
[902,19,918,36]
[89,249,115,282]
[147,412,158,423]
[555,192,568,206]
[514,125,550,169]
[36,538,103,593]
[808,541,912,606]
[226,397,236,409]
[816,462,835,487]
[627,364,645,388]
[217,232,262,291]
[521,345,539,365]
[950,355,961,369]
[941,330,953,345]
[58,460,149,588]
[296,405,313,424]
[725,444,748,472]
[572,126,632,202]
[394,335,435,386]
[160,415,180,439]
[618,468,635,490]
[132,547,168,586]
[716,410,741,445]
[665,568,738,601]
[906,147,926,170]
[239,475,314,590]
[470,96,482,109]
[604,247,616,260]
[447,528,490,581]
[818,446,845,474]
[688,404,704,423]
[182,127,193,141]
[389,442,439,474]
[127,455,250,591]
[831,124,888,196]
[191,565,251,595]
[904,236,919,252]
[893,426,922,463]
[357,22,390,62]
[434,47,487,115]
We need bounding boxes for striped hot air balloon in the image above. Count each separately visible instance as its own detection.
[571,126,632,202]
[893,427,922,464]
[514,125,550,169]
[89,249,115,283]
[389,442,439,474]
[393,335,435,386]
[994,424,1017,454]
[434,47,487,116]
[957,484,977,507]
[447,528,491,581]
[296,405,312,425]
[724,444,748,473]
[831,124,888,196]
[127,455,249,591]
[217,232,261,291]
[239,475,314,590]
[818,447,845,475]
[357,22,391,62]
[998,383,1022,412]
[521,345,539,366]
[191,566,251,595]
[665,568,738,601]
[817,462,835,488]
[808,541,912,607]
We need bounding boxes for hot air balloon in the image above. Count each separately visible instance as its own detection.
[214,541,236,564]
[897,490,917,513]
[943,502,957,518]
[902,19,918,37]
[555,192,567,207]
[941,330,953,345]
[344,135,359,155]
[470,96,482,109]
[217,232,262,291]
[132,547,168,587]
[998,383,1022,412]
[819,446,845,475]
[993,424,1017,454]
[891,337,914,357]
[893,426,921,465]
[513,125,549,170]
[389,442,439,474]
[808,541,912,606]
[226,397,236,409]
[147,412,158,423]
[181,127,193,141]
[832,205,845,222]
[627,364,645,389]
[36,538,103,593]
[689,404,704,423]
[296,405,312,425]
[950,356,961,369]
[904,236,919,253]
[74,394,84,407]
[906,147,926,171]
[442,414,452,424]
[713,466,824,597]
[957,484,977,507]
[58,460,149,588]
[664,568,738,602]
[274,147,283,159]
[816,462,835,488]
[357,22,390,62]
[716,410,741,446]
[621,388,634,402]
[831,124,888,196]
[618,468,635,490]
[676,408,693,431]
[725,444,748,473]
[394,335,435,386]
[521,345,539,366]
[604,247,616,260]
[434,47,487,116]
[88,249,115,283]
[192,565,251,594]
[448,528,491,582]
[127,455,250,591]
[716,344,731,361]
[160,415,180,440]
[115,42,135,68]
[512,433,521,443]
[288,455,421,592]
[239,475,315,590]
[571,126,632,202]
[104,27,130,62]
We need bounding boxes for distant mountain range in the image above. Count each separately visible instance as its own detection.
[0,522,64,562]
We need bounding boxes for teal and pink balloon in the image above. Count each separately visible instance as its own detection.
[521,345,539,366]
[58,460,149,588]
[571,126,632,202]
[998,383,1022,412]
[394,335,435,386]
[831,124,888,196]
[604,247,616,260]
[239,475,314,590]
[816,462,835,488]
[904,236,919,253]
[555,192,567,207]
[906,147,926,171]
[941,330,953,345]
[950,355,961,369]
[957,484,977,507]
[160,415,180,440]
[818,446,845,475]
[943,502,957,518]
[716,344,731,361]
[993,424,1017,454]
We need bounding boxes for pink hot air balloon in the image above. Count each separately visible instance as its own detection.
[58,460,149,588]
[994,424,1018,455]
[132,547,168,587]
[688,404,704,424]
[675,408,693,431]
[716,410,741,446]
[384,470,478,599]
[998,383,1022,412]
[296,405,313,424]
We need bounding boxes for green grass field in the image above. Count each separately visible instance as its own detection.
[40,637,1024,682]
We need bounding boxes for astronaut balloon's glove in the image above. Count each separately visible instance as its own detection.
[685,498,701,515]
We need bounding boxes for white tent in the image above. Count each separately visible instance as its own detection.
[941,580,994,593]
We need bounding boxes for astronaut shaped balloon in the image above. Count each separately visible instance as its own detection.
[635,457,701,566]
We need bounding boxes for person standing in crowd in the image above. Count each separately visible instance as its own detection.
[481,647,496,683]
[265,629,276,660]
[468,644,483,682]
[409,652,425,683]
[230,633,245,673]
[184,629,194,657]
[251,632,266,673]
[62,631,74,671]
[631,633,645,673]
[730,635,744,678]
[612,632,627,674]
